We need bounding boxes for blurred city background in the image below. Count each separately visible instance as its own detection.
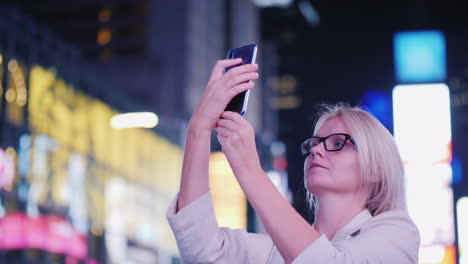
[0,0,467,263]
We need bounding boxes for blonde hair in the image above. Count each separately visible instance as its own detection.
[305,103,407,216]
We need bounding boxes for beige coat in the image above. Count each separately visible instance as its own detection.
[166,192,420,263]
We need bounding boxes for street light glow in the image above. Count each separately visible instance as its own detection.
[110,112,159,129]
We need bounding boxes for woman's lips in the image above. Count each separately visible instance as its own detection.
[307,162,327,175]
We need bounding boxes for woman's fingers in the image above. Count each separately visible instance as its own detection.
[224,71,259,89]
[221,63,258,83]
[210,58,242,80]
[221,111,248,126]
[210,61,258,101]
[227,80,255,99]
[215,126,231,138]
[194,59,258,131]
[216,118,240,132]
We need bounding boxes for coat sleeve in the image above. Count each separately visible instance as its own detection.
[166,192,275,264]
[292,211,420,264]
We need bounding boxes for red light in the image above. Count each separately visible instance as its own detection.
[273,157,288,171]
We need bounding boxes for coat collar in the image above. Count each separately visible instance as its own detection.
[330,208,372,242]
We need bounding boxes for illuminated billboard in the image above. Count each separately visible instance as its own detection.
[394,31,446,83]
[209,152,247,230]
[458,197,468,264]
[393,83,455,264]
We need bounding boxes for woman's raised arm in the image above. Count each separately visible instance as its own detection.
[177,58,259,211]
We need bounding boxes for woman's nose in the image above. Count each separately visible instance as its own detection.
[310,141,325,157]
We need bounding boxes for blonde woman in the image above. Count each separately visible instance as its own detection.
[166,59,420,263]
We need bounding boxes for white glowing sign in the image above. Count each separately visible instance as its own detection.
[110,112,159,129]
[393,83,456,264]
[457,197,468,264]
[393,84,451,164]
[405,163,454,245]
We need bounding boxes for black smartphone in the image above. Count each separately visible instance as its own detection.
[224,44,258,115]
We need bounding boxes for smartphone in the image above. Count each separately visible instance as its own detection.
[224,44,258,115]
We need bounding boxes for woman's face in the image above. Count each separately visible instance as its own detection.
[304,117,361,196]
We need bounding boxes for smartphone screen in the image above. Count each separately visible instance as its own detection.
[224,44,257,115]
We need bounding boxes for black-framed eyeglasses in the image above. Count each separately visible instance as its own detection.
[301,133,355,156]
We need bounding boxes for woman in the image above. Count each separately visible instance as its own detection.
[166,58,420,263]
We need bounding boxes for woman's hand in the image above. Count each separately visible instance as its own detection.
[191,59,259,132]
[215,111,262,178]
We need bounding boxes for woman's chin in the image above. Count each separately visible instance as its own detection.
[306,173,329,188]
[306,176,341,195]
[306,180,330,194]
